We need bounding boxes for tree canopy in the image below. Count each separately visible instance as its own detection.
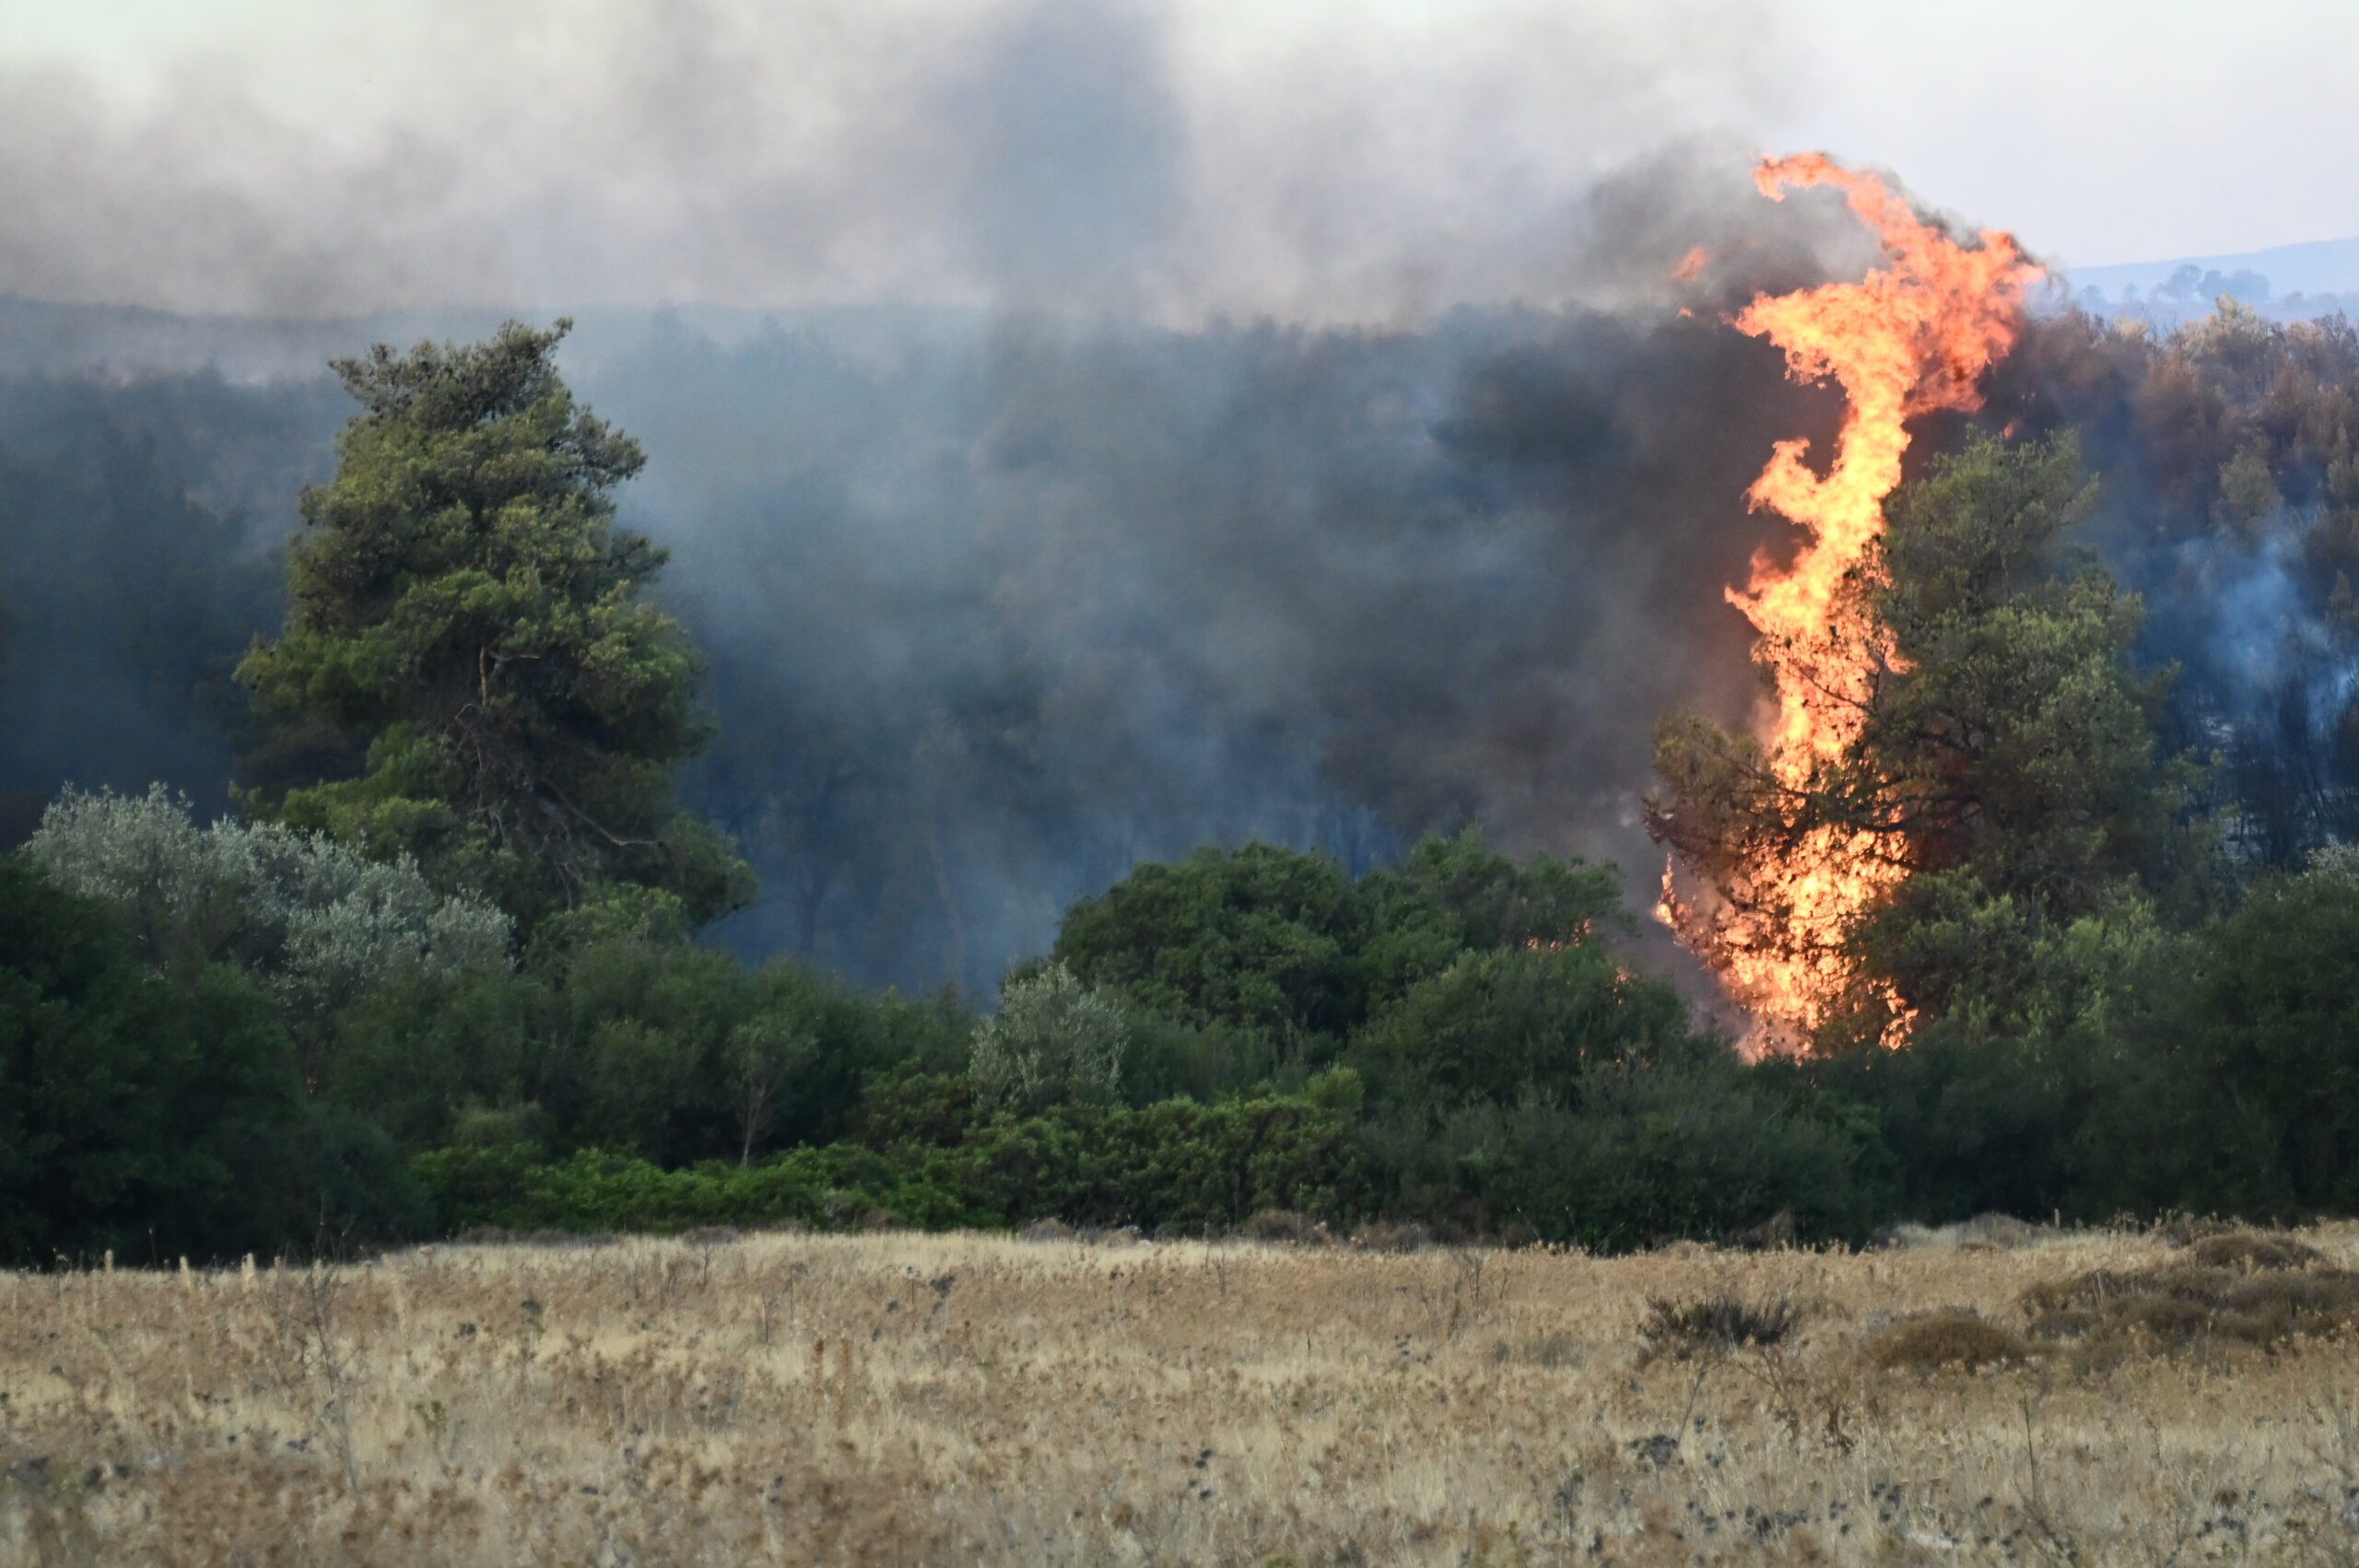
[1653,434,2222,1044]
[236,321,750,930]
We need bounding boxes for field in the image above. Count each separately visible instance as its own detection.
[6,1223,2359,1565]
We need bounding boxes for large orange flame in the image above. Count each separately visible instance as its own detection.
[1660,154,2041,1050]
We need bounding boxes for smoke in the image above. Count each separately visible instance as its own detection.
[571,266,1848,989]
[0,146,1865,991]
[0,0,1949,993]
[1986,308,2359,869]
[0,0,1802,323]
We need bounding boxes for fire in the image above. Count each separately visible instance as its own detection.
[1672,245,1709,282]
[1658,154,2041,1049]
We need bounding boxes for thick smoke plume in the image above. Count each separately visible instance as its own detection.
[0,0,1799,325]
[0,0,2007,995]
[0,156,1873,993]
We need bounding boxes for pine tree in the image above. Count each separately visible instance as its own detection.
[238,321,751,930]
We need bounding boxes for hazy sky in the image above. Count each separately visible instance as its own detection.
[3,0,2351,317]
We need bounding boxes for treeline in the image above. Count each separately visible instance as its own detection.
[14,778,2358,1262]
[7,310,2359,1265]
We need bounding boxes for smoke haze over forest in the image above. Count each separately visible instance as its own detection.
[9,0,2359,1000]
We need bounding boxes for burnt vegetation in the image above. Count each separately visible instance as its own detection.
[8,298,2359,1261]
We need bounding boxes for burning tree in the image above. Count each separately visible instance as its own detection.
[1650,155,2044,1049]
[1656,411,2230,1059]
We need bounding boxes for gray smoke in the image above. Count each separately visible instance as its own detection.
[0,0,1803,323]
[0,0,1922,992]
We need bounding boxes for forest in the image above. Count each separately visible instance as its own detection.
[7,299,2359,1264]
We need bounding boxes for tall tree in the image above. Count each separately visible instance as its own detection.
[237,322,751,929]
[1652,434,2222,1043]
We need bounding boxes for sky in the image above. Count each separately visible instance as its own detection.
[2,0,2353,318]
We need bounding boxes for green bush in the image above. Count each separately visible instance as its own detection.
[1364,1060,1887,1249]
[0,854,422,1264]
[1349,941,1704,1109]
[413,1089,1371,1237]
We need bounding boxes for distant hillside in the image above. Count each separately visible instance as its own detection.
[2059,236,2359,324]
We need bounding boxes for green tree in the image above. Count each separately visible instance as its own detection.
[1349,942,1703,1110]
[26,786,511,1080]
[969,962,1129,1112]
[2140,846,2359,1214]
[1053,843,1367,1047]
[236,321,751,930]
[1653,434,2220,1041]
[1357,828,1625,1017]
[0,855,421,1262]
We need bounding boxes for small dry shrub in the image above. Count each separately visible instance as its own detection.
[2020,1255,2359,1357]
[1234,1209,1329,1246]
[1350,1221,1431,1253]
[1020,1218,1076,1243]
[2191,1232,2323,1270]
[1869,1312,2031,1373]
[1638,1293,1802,1361]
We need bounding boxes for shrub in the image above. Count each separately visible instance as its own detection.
[411,1090,1373,1238]
[1638,1293,1803,1361]
[970,963,1128,1112]
[27,786,511,1057]
[1869,1313,2031,1373]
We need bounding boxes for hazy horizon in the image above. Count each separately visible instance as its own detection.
[6,0,2355,322]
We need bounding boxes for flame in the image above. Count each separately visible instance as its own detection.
[1659,154,2041,1050]
[1672,245,1709,282]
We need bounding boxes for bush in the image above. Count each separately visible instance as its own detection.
[0,854,415,1264]
[1365,1059,1887,1249]
[413,1089,1373,1238]
[970,963,1127,1112]
[411,1144,972,1235]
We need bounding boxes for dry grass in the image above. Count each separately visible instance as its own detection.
[7,1225,2359,1564]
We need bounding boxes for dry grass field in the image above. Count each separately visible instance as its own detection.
[7,1222,2359,1565]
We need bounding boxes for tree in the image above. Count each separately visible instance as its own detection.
[2161,846,2359,1212]
[1357,827,1625,1017]
[726,1012,816,1165]
[970,963,1128,1112]
[236,321,751,930]
[1349,942,1703,1110]
[1053,843,1367,1046]
[0,854,421,1262]
[1652,435,2220,1041]
[26,785,511,1079]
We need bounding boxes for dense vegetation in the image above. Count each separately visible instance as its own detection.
[10,306,2359,1264]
